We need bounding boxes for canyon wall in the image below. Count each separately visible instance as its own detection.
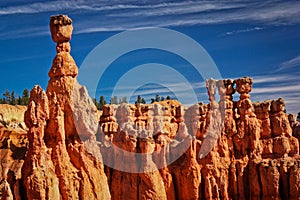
[0,15,299,200]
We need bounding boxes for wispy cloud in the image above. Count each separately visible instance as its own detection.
[251,74,300,95]
[220,27,262,36]
[251,74,299,84]
[0,1,244,16]
[0,26,48,39]
[107,1,245,17]
[75,0,300,33]
[0,1,76,15]
[0,54,48,63]
[277,55,300,72]
[1,1,300,38]
[252,85,300,94]
[0,1,143,15]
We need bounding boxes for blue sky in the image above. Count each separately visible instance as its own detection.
[0,0,300,112]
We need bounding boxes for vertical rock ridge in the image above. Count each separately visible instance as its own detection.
[22,86,60,200]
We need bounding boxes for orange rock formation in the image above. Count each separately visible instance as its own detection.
[0,15,299,200]
[21,14,110,200]
[98,77,300,200]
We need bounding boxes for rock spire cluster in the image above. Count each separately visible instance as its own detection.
[99,77,300,200]
[0,15,299,200]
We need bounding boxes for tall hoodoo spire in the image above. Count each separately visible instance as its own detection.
[22,15,111,200]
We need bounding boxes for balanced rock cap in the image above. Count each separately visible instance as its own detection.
[49,14,73,43]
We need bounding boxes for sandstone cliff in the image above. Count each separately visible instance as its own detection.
[0,15,299,200]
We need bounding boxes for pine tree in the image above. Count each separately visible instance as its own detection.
[150,98,155,104]
[11,91,16,105]
[155,94,160,102]
[3,90,10,104]
[17,97,22,105]
[99,96,107,110]
[22,89,29,105]
[135,95,142,104]
[141,98,146,104]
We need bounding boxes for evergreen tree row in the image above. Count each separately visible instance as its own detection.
[93,94,172,110]
[0,89,173,110]
[0,89,29,106]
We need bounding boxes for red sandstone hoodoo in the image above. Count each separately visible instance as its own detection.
[0,14,299,200]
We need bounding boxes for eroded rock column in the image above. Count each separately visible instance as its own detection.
[22,15,111,200]
[216,79,236,200]
[22,86,59,200]
[139,136,167,200]
[270,98,299,157]
[233,77,262,199]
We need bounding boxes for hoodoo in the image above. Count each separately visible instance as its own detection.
[0,15,299,200]
[22,15,111,200]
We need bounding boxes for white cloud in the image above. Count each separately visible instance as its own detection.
[0,26,48,39]
[220,27,262,36]
[250,74,300,85]
[76,27,127,34]
[76,1,300,33]
[277,55,300,72]
[252,85,300,94]
[0,1,76,15]
[1,1,300,37]
[107,1,244,17]
[0,1,143,15]
[0,1,243,16]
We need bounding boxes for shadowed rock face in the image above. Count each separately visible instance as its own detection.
[0,15,299,200]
